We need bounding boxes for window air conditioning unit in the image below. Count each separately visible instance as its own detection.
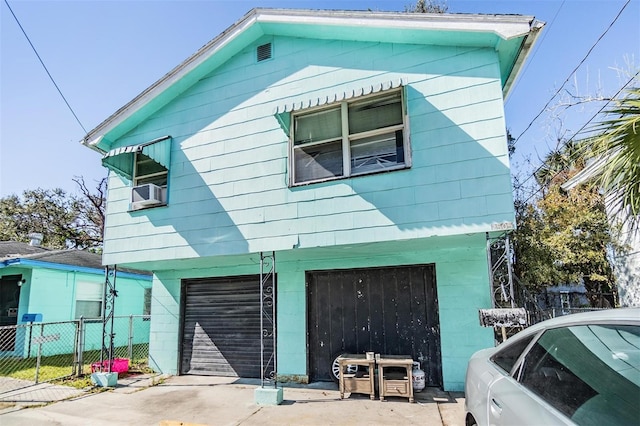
[131,183,163,208]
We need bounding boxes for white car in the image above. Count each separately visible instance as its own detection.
[465,307,640,426]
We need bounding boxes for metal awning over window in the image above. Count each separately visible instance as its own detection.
[274,79,405,136]
[102,136,171,180]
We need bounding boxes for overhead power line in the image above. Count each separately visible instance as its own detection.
[512,0,631,147]
[4,0,87,133]
[517,70,639,206]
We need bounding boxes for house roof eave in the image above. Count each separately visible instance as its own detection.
[502,19,545,100]
[1,257,152,281]
[80,8,541,152]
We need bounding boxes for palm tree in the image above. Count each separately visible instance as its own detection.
[573,85,640,230]
[536,140,583,190]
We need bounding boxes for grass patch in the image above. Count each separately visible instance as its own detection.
[52,375,95,389]
[0,353,75,382]
[0,344,150,384]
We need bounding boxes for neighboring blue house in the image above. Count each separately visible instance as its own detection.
[0,241,152,356]
[536,284,590,313]
[81,9,543,391]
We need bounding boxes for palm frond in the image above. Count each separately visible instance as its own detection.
[576,85,640,230]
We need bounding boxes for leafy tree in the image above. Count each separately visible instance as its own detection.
[0,177,106,251]
[574,85,640,230]
[512,199,555,295]
[512,144,616,306]
[404,0,448,13]
[539,184,613,294]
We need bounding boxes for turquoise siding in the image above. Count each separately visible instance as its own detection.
[22,268,150,322]
[101,36,513,391]
[102,36,513,267]
[148,235,493,391]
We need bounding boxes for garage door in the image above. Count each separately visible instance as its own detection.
[307,265,441,386]
[180,275,271,377]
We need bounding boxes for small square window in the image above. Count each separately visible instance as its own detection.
[75,300,102,319]
[130,138,171,210]
[75,281,103,319]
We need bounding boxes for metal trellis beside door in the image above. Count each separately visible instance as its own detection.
[100,265,118,372]
[260,252,276,388]
[487,233,515,308]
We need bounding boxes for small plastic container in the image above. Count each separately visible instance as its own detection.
[90,358,129,374]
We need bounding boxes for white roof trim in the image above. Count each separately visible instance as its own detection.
[257,9,535,40]
[81,8,537,149]
[275,78,405,114]
[561,156,610,191]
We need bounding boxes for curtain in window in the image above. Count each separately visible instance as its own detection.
[348,92,402,135]
[294,107,341,145]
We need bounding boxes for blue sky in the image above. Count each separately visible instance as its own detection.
[1,0,638,198]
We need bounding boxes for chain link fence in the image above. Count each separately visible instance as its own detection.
[528,307,610,326]
[0,315,150,386]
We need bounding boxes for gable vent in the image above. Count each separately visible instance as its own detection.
[257,43,272,62]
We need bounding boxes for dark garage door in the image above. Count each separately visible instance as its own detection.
[180,275,270,377]
[307,265,441,386]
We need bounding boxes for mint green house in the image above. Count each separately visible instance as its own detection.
[81,9,543,391]
[0,241,152,357]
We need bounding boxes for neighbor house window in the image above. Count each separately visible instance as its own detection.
[560,291,571,314]
[75,282,103,319]
[291,89,408,185]
[143,287,152,316]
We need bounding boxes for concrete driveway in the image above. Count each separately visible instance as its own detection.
[0,374,466,426]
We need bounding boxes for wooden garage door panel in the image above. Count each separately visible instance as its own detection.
[181,276,271,378]
[307,265,441,385]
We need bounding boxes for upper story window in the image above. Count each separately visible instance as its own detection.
[101,136,171,210]
[134,153,167,187]
[291,89,408,185]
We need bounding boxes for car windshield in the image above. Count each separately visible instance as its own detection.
[521,323,640,425]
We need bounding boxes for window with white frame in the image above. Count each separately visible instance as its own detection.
[291,89,408,185]
[75,282,103,319]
